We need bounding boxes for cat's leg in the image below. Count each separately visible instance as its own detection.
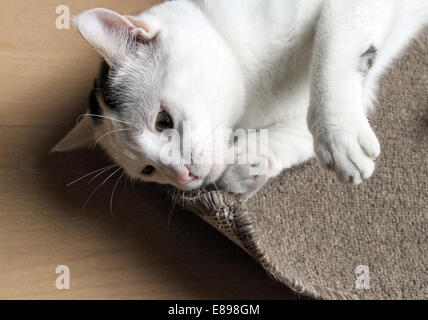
[307,0,393,184]
[218,126,314,198]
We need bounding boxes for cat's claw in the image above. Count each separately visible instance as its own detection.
[314,122,381,184]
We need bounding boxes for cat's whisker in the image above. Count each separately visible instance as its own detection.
[201,132,231,149]
[127,175,137,195]
[194,120,229,153]
[77,114,136,128]
[182,191,185,209]
[171,190,178,210]
[192,124,232,159]
[66,164,117,187]
[202,119,229,142]
[190,132,231,166]
[82,167,122,211]
[110,169,126,215]
[168,190,179,228]
[88,165,119,185]
[212,181,220,192]
[93,128,131,148]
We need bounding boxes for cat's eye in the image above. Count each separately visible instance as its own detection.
[155,111,173,132]
[142,166,155,175]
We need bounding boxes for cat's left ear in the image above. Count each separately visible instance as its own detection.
[74,8,158,66]
[51,115,95,153]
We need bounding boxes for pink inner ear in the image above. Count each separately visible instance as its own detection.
[76,8,156,65]
[125,16,151,34]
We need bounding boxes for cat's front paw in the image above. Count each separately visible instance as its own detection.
[313,120,381,184]
[217,153,269,199]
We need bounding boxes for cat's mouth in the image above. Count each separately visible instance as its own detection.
[162,166,199,189]
[171,176,204,191]
[168,163,225,191]
[175,172,199,188]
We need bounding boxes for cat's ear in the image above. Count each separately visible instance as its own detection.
[73,8,157,66]
[51,115,95,153]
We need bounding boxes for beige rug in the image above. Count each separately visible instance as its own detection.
[179,30,428,299]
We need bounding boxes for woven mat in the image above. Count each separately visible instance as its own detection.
[180,30,428,300]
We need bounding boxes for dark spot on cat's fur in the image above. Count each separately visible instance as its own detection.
[89,85,102,124]
[359,45,377,75]
[96,61,123,111]
[98,61,110,89]
[362,45,377,58]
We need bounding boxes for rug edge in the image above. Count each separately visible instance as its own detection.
[182,191,361,300]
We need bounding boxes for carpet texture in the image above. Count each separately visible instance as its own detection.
[180,30,428,299]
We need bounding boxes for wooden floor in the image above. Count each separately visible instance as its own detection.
[0,0,297,299]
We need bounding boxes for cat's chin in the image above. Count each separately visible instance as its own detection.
[175,180,204,191]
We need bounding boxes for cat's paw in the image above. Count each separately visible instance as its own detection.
[217,153,269,199]
[313,121,381,184]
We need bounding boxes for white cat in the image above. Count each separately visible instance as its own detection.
[54,0,428,197]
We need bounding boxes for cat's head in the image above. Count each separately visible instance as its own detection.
[54,4,245,190]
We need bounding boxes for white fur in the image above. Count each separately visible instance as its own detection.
[55,0,428,197]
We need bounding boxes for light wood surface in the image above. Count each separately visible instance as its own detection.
[0,0,296,299]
